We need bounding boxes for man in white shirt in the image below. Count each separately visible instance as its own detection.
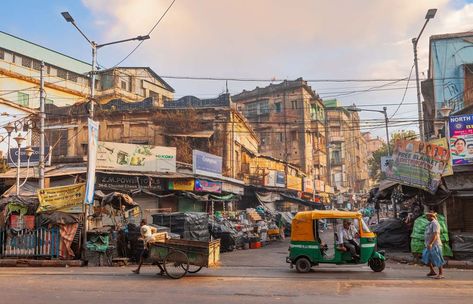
[337,219,360,261]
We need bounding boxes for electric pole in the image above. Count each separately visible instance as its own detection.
[39,61,45,189]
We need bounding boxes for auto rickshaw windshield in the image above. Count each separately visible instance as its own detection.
[361,218,371,233]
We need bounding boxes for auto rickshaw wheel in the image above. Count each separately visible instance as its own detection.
[369,258,385,272]
[295,257,312,273]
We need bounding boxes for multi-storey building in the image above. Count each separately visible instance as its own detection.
[324,99,369,194]
[363,132,385,157]
[232,78,329,193]
[0,31,174,109]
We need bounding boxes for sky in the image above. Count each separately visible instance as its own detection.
[2,0,473,139]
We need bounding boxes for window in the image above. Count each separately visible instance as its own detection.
[32,60,42,71]
[67,72,78,82]
[275,102,281,113]
[291,100,298,109]
[17,92,29,107]
[149,90,159,99]
[259,100,269,114]
[260,133,270,145]
[278,132,283,142]
[245,102,258,116]
[57,68,67,79]
[121,80,127,90]
[0,49,4,60]
[21,57,32,68]
[45,99,54,105]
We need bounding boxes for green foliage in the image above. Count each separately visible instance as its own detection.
[368,130,418,183]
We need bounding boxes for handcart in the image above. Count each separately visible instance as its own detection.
[148,238,220,279]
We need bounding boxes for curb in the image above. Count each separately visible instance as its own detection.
[0,259,84,267]
[387,254,473,269]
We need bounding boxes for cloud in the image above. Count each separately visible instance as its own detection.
[82,0,473,137]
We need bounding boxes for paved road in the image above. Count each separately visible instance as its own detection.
[1,240,472,304]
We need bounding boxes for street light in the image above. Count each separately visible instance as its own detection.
[440,103,453,139]
[13,133,25,196]
[413,8,437,141]
[61,11,150,119]
[346,105,391,156]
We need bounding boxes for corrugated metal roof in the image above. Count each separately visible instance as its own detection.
[0,31,91,74]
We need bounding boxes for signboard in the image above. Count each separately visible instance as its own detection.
[222,182,244,195]
[85,119,99,205]
[192,150,222,178]
[303,177,314,193]
[380,156,393,173]
[387,139,448,193]
[37,183,85,213]
[97,141,176,173]
[429,138,453,176]
[449,114,473,166]
[7,146,51,167]
[168,179,195,191]
[195,179,222,193]
[286,175,302,191]
[95,173,165,192]
[264,170,285,187]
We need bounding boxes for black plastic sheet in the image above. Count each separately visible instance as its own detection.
[152,212,210,241]
[452,233,473,261]
[372,218,410,250]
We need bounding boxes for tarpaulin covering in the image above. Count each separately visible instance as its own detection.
[37,212,83,226]
[410,214,453,257]
[372,218,410,250]
[0,195,39,215]
[152,212,210,241]
[280,193,324,209]
[451,233,473,260]
[59,223,78,259]
[99,191,138,211]
[87,234,110,252]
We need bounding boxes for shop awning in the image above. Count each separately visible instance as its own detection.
[280,193,324,209]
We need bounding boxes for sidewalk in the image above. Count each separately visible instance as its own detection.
[0,259,83,267]
[386,251,473,269]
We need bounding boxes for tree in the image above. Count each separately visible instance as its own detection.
[368,130,418,184]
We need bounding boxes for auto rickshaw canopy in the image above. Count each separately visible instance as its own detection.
[291,210,366,242]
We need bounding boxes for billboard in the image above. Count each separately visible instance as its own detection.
[37,183,85,213]
[7,146,51,167]
[286,175,302,191]
[168,179,195,191]
[192,150,222,178]
[85,119,99,205]
[380,156,393,173]
[95,173,165,192]
[449,114,473,166]
[195,179,222,193]
[387,139,448,193]
[428,138,453,176]
[96,141,176,173]
[264,170,285,187]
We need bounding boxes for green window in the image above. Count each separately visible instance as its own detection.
[46,99,54,105]
[17,92,29,107]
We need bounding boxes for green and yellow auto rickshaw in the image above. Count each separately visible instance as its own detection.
[286,210,386,273]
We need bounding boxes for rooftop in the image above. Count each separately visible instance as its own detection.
[430,31,473,41]
[0,31,91,74]
[232,78,318,101]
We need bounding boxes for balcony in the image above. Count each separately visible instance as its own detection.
[331,158,345,166]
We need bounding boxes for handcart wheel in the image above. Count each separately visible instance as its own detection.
[183,264,203,274]
[164,250,189,279]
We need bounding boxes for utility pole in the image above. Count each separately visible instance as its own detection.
[325,108,331,191]
[413,39,424,141]
[39,61,45,189]
[283,81,288,175]
[90,43,97,119]
[383,107,391,156]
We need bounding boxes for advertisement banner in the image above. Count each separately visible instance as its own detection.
[96,141,176,173]
[222,182,244,195]
[95,173,164,192]
[303,177,314,193]
[428,138,453,176]
[168,179,195,191]
[85,119,99,205]
[37,183,85,213]
[380,156,393,173]
[449,114,473,166]
[7,146,51,167]
[387,139,448,193]
[264,170,285,187]
[192,150,222,178]
[286,175,302,191]
[195,179,222,193]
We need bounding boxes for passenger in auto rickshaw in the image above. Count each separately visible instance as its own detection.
[337,219,360,261]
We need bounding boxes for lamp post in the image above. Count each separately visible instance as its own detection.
[61,11,150,119]
[413,8,437,141]
[439,103,452,223]
[347,105,391,156]
[13,134,25,195]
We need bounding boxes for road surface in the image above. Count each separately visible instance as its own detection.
[1,240,472,304]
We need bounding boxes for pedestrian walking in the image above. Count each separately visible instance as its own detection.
[422,212,445,279]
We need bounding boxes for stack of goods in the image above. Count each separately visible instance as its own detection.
[152,212,210,241]
[410,214,452,257]
[246,209,262,222]
[451,233,473,260]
